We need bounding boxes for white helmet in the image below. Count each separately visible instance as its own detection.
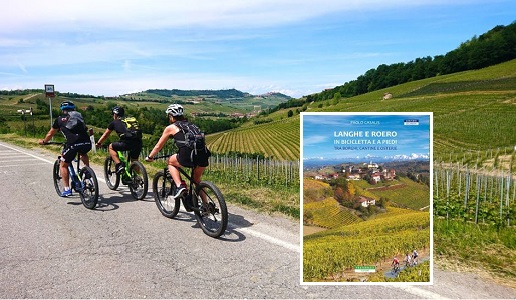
[166,104,184,116]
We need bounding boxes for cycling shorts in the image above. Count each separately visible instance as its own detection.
[111,139,142,160]
[177,147,211,168]
[61,142,92,163]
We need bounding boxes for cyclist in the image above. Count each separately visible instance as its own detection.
[404,252,412,267]
[38,101,92,197]
[412,249,419,265]
[145,104,211,199]
[391,257,400,272]
[95,106,143,174]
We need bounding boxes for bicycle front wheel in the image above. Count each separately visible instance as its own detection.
[193,181,228,238]
[153,170,179,218]
[52,159,64,196]
[103,156,119,190]
[79,166,99,209]
[129,160,148,200]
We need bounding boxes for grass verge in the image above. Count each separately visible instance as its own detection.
[434,218,516,288]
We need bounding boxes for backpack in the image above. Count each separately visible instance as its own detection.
[64,111,87,133]
[175,121,207,158]
[120,116,141,140]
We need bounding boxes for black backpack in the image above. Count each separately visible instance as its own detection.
[175,121,206,157]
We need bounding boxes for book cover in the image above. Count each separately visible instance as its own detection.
[301,112,433,285]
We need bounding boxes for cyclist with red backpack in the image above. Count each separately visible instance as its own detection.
[145,104,211,199]
[95,106,143,174]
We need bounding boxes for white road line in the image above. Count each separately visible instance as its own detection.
[0,142,105,183]
[0,163,49,168]
[236,226,300,253]
[0,143,55,164]
[0,159,41,163]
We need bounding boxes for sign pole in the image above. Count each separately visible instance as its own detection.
[45,84,55,141]
[49,97,53,127]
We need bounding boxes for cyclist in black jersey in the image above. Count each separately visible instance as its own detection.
[145,104,211,198]
[38,101,92,197]
[95,106,143,174]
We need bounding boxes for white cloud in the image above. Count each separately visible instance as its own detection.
[1,0,457,33]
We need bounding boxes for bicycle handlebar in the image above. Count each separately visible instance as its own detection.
[151,154,171,160]
[43,141,65,145]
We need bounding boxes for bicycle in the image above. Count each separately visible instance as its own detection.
[102,147,148,200]
[46,141,99,209]
[151,155,228,238]
[391,263,400,276]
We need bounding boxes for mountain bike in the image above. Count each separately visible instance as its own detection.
[391,263,400,276]
[46,142,99,209]
[102,147,148,200]
[151,155,228,238]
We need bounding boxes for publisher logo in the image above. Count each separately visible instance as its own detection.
[354,266,376,273]
[404,119,419,125]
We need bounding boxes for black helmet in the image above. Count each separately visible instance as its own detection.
[112,106,125,117]
[60,101,75,111]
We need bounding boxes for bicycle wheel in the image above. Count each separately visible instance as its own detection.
[128,160,148,200]
[193,181,228,238]
[153,170,179,218]
[104,156,119,190]
[52,159,64,196]
[79,166,99,209]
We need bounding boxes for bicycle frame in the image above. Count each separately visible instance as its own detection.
[116,150,132,179]
[52,142,84,190]
[67,156,84,191]
[151,154,228,238]
[47,141,99,209]
[162,165,201,213]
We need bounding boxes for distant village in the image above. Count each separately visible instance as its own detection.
[313,161,397,184]
[311,161,397,208]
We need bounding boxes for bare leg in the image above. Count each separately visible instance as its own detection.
[60,161,70,188]
[167,154,183,187]
[80,153,90,167]
[108,144,121,164]
[192,166,207,204]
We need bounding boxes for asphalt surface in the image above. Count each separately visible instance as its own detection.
[0,141,514,299]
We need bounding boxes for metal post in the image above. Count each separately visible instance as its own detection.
[49,97,53,127]
[30,107,34,137]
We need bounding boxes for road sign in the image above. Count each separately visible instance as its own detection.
[45,84,55,97]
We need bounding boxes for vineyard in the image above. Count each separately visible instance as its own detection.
[303,198,363,229]
[206,115,300,161]
[434,161,515,226]
[303,209,430,282]
[353,177,430,210]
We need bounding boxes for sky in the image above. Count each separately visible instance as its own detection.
[1,1,514,98]
[302,113,431,162]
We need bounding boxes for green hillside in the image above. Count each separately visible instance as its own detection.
[122,89,291,114]
[209,59,516,164]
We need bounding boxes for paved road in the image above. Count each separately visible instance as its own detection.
[0,141,514,299]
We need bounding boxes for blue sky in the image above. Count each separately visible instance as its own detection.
[1,1,514,98]
[302,113,431,162]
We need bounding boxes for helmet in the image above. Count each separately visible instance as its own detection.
[112,106,125,117]
[60,101,75,111]
[165,104,184,116]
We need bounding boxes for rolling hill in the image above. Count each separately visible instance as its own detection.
[206,59,516,164]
